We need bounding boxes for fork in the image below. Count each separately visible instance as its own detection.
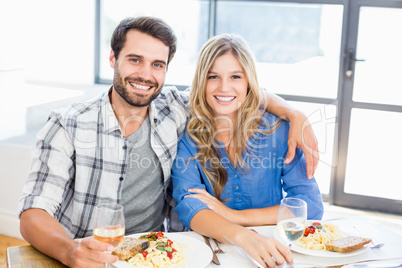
[213,239,225,254]
[352,225,385,249]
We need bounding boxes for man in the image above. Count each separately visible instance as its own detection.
[19,16,319,267]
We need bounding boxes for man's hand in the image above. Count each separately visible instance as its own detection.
[285,112,319,179]
[68,237,118,268]
[20,209,118,268]
[260,90,319,179]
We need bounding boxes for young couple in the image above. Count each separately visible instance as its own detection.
[19,16,322,268]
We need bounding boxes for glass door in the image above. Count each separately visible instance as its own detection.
[95,0,402,214]
[213,1,344,197]
[333,0,402,214]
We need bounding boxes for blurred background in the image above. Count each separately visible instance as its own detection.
[1,0,401,239]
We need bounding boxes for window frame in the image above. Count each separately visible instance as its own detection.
[94,0,402,214]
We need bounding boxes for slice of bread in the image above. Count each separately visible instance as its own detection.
[112,237,149,260]
[325,236,372,252]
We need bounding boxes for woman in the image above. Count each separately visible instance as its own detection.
[171,34,324,267]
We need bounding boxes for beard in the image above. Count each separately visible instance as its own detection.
[112,67,163,107]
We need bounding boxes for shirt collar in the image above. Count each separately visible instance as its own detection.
[102,86,121,134]
[102,86,159,134]
[148,100,159,127]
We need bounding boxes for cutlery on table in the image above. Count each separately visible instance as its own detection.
[351,264,402,268]
[352,225,385,249]
[223,235,261,267]
[213,239,225,254]
[223,236,331,268]
[203,235,221,265]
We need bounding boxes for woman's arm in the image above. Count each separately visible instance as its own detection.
[191,209,293,268]
[186,188,280,226]
[261,91,319,179]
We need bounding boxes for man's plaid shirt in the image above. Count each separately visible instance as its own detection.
[19,86,189,238]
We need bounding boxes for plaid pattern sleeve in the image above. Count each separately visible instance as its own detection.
[19,90,127,238]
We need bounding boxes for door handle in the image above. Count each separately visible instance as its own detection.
[346,48,365,78]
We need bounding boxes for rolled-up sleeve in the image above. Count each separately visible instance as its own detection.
[19,112,75,218]
[171,135,210,230]
[281,148,324,220]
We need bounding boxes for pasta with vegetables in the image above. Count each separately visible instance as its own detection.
[127,231,186,268]
[295,222,343,251]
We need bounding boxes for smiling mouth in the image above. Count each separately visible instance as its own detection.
[129,82,153,91]
[215,96,236,102]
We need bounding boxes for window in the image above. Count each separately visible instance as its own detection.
[97,0,209,87]
[215,1,343,99]
[96,0,402,214]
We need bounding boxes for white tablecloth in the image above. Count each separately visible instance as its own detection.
[182,216,402,268]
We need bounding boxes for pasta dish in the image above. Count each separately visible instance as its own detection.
[295,222,343,251]
[128,231,186,268]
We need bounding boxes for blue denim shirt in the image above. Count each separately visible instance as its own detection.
[172,111,324,230]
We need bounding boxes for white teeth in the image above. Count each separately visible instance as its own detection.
[129,82,151,90]
[215,96,235,102]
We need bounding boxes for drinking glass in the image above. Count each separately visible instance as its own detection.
[276,197,307,244]
[93,202,125,267]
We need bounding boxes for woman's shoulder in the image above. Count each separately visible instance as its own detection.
[177,129,198,153]
[259,110,290,132]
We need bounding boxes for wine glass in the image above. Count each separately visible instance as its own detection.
[276,197,307,245]
[93,202,125,267]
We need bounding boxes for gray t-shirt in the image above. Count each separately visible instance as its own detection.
[121,116,166,234]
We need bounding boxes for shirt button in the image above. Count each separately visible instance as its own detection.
[122,145,127,150]
[236,196,240,199]
[235,174,238,177]
[119,177,124,181]
[235,186,239,189]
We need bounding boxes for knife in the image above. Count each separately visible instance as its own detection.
[223,235,261,267]
[352,264,402,268]
[203,236,221,265]
[224,235,333,268]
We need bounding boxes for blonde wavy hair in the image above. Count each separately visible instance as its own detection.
[188,34,282,201]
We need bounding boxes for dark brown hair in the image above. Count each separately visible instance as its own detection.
[111,16,177,64]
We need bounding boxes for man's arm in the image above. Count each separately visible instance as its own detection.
[20,208,117,267]
[19,114,118,268]
[261,91,319,179]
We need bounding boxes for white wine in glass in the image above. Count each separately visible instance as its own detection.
[93,203,125,267]
[276,197,307,244]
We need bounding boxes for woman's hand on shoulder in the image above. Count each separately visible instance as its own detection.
[234,229,293,268]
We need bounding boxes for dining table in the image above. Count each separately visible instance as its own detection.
[6,216,402,268]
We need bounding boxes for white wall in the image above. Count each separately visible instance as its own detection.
[23,0,96,84]
[0,0,98,238]
[0,0,96,84]
[0,144,33,239]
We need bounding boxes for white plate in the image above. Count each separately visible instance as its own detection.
[273,221,369,258]
[112,232,212,268]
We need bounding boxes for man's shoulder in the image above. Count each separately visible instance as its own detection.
[154,86,189,106]
[51,91,107,120]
